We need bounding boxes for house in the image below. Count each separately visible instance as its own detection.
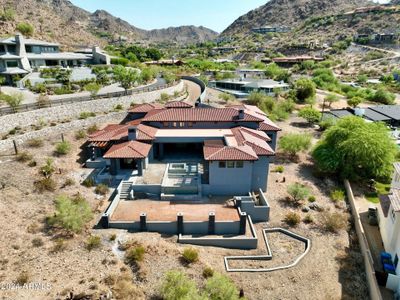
[377,163,400,293]
[271,56,324,67]
[144,59,184,66]
[252,26,291,34]
[237,69,266,79]
[86,101,281,196]
[0,34,110,84]
[208,78,289,98]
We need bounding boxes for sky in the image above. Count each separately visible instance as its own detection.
[70,0,391,33]
[69,0,268,33]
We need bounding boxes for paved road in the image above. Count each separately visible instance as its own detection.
[183,79,202,104]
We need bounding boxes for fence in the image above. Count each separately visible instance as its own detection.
[0,81,177,116]
[344,180,383,300]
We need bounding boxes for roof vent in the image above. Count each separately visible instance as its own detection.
[238,109,245,120]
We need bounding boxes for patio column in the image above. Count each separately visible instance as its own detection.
[137,159,143,176]
[140,213,147,232]
[159,143,164,160]
[239,212,247,235]
[177,213,184,235]
[110,159,118,176]
[208,212,215,235]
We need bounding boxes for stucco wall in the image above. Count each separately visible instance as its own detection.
[251,156,270,191]
[208,161,253,195]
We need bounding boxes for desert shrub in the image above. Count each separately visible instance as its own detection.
[63,178,75,187]
[55,141,71,155]
[39,158,55,178]
[182,247,199,264]
[308,195,316,203]
[202,266,214,278]
[204,272,240,300]
[330,189,345,203]
[368,88,395,105]
[287,183,311,204]
[320,212,348,233]
[28,160,37,167]
[219,92,235,103]
[16,151,33,163]
[113,104,123,111]
[51,238,67,253]
[75,129,86,140]
[36,94,50,108]
[27,138,44,148]
[109,233,117,241]
[294,77,316,103]
[32,237,44,247]
[16,271,29,285]
[284,212,301,226]
[87,124,98,134]
[16,22,34,36]
[303,214,314,224]
[319,118,336,131]
[82,177,95,188]
[160,271,200,300]
[79,112,96,119]
[125,245,145,264]
[34,177,56,193]
[84,82,101,97]
[47,194,93,234]
[86,235,101,251]
[160,93,170,103]
[272,165,284,173]
[113,274,144,299]
[298,107,321,125]
[95,183,109,195]
[279,133,312,158]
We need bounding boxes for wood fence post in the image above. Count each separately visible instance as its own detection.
[61,134,65,142]
[13,140,18,155]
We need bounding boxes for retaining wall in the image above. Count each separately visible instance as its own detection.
[344,180,383,300]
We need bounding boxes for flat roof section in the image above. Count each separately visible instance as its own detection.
[155,129,232,139]
[111,200,240,222]
[369,106,400,121]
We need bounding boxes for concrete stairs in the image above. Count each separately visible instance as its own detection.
[119,181,133,200]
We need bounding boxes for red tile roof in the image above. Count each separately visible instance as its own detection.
[229,104,281,131]
[88,124,129,142]
[143,108,264,122]
[165,101,193,108]
[204,142,258,161]
[104,141,152,159]
[231,127,274,156]
[129,103,163,113]
[136,124,158,141]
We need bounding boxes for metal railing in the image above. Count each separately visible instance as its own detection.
[0,81,177,116]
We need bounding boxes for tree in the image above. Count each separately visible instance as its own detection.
[47,194,93,234]
[298,107,321,125]
[145,48,163,61]
[279,133,312,158]
[368,88,395,105]
[218,92,235,103]
[4,92,24,112]
[160,271,201,300]
[140,67,156,83]
[325,94,339,108]
[16,22,34,37]
[287,183,311,204]
[312,116,397,181]
[294,78,316,103]
[84,82,101,98]
[204,273,240,300]
[113,65,140,91]
[347,96,363,108]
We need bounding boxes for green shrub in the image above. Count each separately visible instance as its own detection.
[298,107,321,124]
[79,112,96,119]
[284,212,301,227]
[113,104,123,111]
[28,160,37,167]
[16,22,34,36]
[47,194,93,234]
[202,266,214,278]
[303,214,314,224]
[27,138,44,148]
[279,133,312,158]
[330,189,345,203]
[125,245,145,264]
[182,247,199,264]
[287,183,311,204]
[16,151,33,163]
[63,178,75,187]
[109,234,117,241]
[95,184,109,195]
[319,118,336,131]
[272,165,284,173]
[84,82,101,97]
[75,129,86,140]
[87,125,98,134]
[82,177,95,188]
[160,271,200,300]
[204,272,240,300]
[308,196,316,202]
[39,158,55,178]
[51,238,67,253]
[55,141,71,155]
[86,235,101,251]
[32,237,44,247]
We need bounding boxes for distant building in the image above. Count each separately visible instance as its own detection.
[271,56,324,67]
[144,59,184,66]
[0,34,110,83]
[237,69,266,79]
[354,33,399,44]
[209,78,289,98]
[252,26,291,34]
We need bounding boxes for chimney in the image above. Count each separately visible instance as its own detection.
[238,109,245,120]
[128,126,137,141]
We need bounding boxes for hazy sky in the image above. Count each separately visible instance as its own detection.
[70,0,391,33]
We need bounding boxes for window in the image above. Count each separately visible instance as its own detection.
[188,122,193,128]
[395,254,399,269]
[179,122,185,127]
[218,161,226,168]
[0,45,5,53]
[236,161,244,168]
[227,161,235,168]
[163,122,169,128]
[6,60,18,68]
[7,45,16,53]
[172,122,177,128]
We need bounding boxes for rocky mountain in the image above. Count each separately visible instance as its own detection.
[0,0,218,48]
[221,0,371,36]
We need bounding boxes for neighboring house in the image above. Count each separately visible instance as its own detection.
[87,102,280,196]
[271,56,324,67]
[378,163,400,293]
[0,34,110,84]
[237,69,266,79]
[252,26,291,34]
[208,78,289,98]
